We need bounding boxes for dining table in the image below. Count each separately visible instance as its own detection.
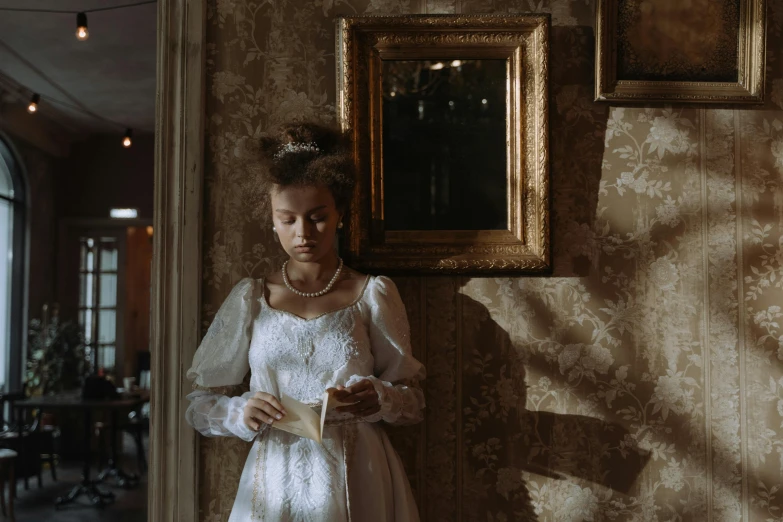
[13,391,149,508]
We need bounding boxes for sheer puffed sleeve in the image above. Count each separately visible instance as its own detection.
[184,278,263,441]
[346,276,426,425]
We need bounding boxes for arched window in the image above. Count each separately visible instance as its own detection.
[0,135,27,393]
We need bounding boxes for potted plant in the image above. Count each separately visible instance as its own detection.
[26,304,91,397]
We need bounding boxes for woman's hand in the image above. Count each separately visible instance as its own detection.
[243,392,286,431]
[331,380,381,417]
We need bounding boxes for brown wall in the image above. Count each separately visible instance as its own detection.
[1,105,72,323]
[55,222,153,382]
[58,134,154,220]
[2,132,154,384]
[10,138,60,323]
[55,133,154,329]
[1,109,153,400]
[198,1,783,521]
[124,225,153,376]
[0,131,154,321]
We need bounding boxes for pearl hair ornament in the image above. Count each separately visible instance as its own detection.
[273,141,321,160]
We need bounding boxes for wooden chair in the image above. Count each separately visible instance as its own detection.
[0,393,57,490]
[0,449,17,520]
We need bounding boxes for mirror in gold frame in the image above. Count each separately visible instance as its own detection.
[336,15,551,275]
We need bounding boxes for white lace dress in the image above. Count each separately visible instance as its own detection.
[185,275,425,522]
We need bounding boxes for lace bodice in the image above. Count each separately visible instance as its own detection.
[185,275,426,441]
[251,281,372,402]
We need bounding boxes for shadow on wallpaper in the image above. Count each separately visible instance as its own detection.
[456,287,650,521]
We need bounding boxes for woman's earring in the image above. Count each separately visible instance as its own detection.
[272,226,279,242]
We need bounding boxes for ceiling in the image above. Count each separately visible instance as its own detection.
[0,0,157,135]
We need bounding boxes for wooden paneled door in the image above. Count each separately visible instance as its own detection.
[58,220,152,383]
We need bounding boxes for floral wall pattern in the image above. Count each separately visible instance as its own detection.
[199,0,783,520]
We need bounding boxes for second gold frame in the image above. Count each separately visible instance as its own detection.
[595,0,767,103]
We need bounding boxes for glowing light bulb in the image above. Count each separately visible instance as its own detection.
[27,94,40,114]
[76,13,89,41]
[123,128,133,148]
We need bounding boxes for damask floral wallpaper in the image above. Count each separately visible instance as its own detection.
[199,0,783,520]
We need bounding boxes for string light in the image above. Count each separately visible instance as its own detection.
[27,93,39,113]
[0,3,153,143]
[7,83,138,144]
[0,1,158,41]
[76,12,89,41]
[0,1,156,15]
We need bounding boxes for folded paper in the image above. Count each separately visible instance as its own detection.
[271,390,357,444]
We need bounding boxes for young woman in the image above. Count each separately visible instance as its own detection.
[185,122,426,521]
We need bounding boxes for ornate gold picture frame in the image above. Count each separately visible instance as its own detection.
[595,0,767,103]
[336,15,551,275]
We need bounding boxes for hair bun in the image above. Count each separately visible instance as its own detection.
[254,120,355,211]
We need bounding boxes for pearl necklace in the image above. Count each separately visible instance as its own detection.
[282,258,344,298]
